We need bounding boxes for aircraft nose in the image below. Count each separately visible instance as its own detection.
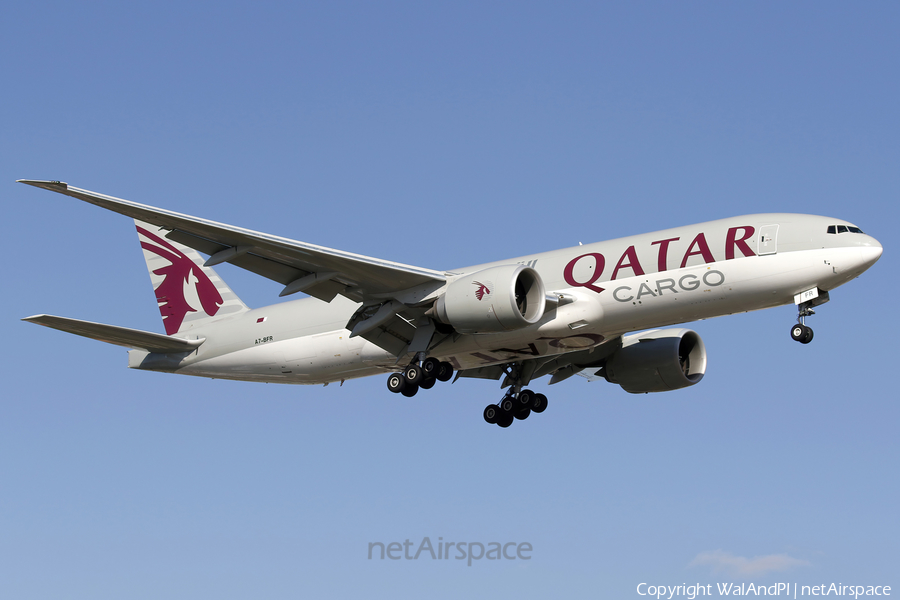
[857,237,883,270]
[863,238,884,265]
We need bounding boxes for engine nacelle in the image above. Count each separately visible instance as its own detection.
[603,328,707,393]
[434,265,546,334]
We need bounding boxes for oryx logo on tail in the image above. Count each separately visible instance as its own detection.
[137,225,223,335]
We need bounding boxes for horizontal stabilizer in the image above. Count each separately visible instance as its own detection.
[22,314,204,354]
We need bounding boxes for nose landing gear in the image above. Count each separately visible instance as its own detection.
[790,298,819,344]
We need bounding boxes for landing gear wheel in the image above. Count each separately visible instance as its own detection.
[497,414,514,428]
[404,363,424,385]
[514,407,531,420]
[532,393,548,413]
[400,384,419,397]
[499,397,515,413]
[483,405,500,424]
[801,326,814,344]
[421,357,442,378]
[436,361,454,382]
[791,324,814,344]
[419,376,436,390]
[386,373,405,394]
[517,389,535,408]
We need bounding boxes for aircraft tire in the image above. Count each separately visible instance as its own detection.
[500,397,515,413]
[436,362,454,382]
[420,376,436,390]
[801,326,814,344]
[421,357,442,378]
[532,393,548,413]
[517,389,535,408]
[497,414,514,428]
[387,373,405,394]
[790,324,805,342]
[404,363,424,385]
[514,407,531,421]
[400,383,419,397]
[483,405,500,424]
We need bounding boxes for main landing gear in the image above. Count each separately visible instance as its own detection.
[483,388,548,428]
[790,302,816,344]
[387,358,550,429]
[386,357,454,397]
[481,362,548,428]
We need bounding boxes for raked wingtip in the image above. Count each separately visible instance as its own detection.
[17,179,68,190]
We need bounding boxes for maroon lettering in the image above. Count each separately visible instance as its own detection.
[726,226,756,259]
[611,245,645,280]
[563,253,605,293]
[471,352,497,364]
[680,233,715,268]
[540,333,605,349]
[495,343,540,356]
[651,237,680,272]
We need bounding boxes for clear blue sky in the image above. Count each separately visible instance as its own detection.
[2,2,897,598]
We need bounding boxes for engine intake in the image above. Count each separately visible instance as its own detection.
[603,328,707,393]
[434,264,546,334]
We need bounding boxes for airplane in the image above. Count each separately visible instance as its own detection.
[18,180,883,428]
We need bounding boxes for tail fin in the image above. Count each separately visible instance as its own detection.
[136,220,249,335]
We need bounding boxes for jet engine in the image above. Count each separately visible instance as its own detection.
[603,328,707,393]
[433,264,546,334]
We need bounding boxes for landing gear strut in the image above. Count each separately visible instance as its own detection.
[790,301,816,344]
[482,362,548,428]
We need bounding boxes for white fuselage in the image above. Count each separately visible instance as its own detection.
[130,213,882,384]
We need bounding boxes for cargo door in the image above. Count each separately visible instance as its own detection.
[758,224,779,255]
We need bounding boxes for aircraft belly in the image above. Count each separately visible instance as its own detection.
[279,333,393,381]
[176,342,285,381]
[176,330,393,384]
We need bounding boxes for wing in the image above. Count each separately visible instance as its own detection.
[455,340,620,386]
[23,314,204,354]
[18,180,447,305]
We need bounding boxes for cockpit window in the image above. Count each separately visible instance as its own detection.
[827,224,865,234]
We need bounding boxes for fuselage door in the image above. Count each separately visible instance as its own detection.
[758,224,779,255]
